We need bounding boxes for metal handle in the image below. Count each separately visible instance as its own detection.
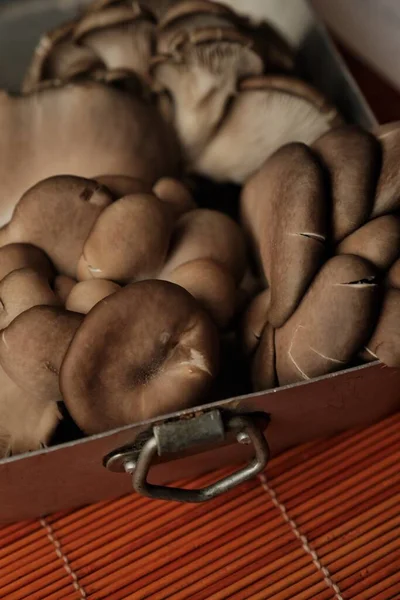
[104,411,270,503]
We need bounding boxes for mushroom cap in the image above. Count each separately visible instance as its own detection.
[275,255,379,385]
[151,32,263,162]
[251,323,276,391]
[337,214,400,272]
[95,174,152,197]
[372,122,400,218]
[76,193,173,282]
[66,279,120,314]
[0,268,60,329]
[312,125,381,242]
[162,258,236,328]
[0,175,113,277]
[361,288,400,367]
[0,243,54,282]
[153,177,196,216]
[54,275,77,304]
[241,288,270,357]
[241,142,328,328]
[0,78,180,225]
[0,306,83,401]
[161,208,247,283]
[61,280,219,434]
[0,365,61,458]
[193,75,340,183]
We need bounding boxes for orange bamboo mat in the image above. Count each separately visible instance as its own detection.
[0,413,399,600]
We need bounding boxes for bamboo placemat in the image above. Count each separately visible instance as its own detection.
[0,412,399,600]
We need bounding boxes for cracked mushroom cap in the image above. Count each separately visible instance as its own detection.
[0,77,180,225]
[241,142,328,328]
[275,255,379,386]
[66,279,120,314]
[193,75,341,183]
[162,258,236,328]
[312,125,381,242]
[76,192,173,282]
[0,306,83,402]
[0,365,61,458]
[0,243,54,282]
[0,268,60,329]
[160,208,246,283]
[337,214,400,272]
[372,122,400,218]
[61,280,219,434]
[360,288,400,367]
[0,176,113,278]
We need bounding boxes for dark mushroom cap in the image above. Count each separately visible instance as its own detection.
[275,255,379,385]
[361,288,400,367]
[76,193,173,282]
[0,306,83,401]
[312,125,381,242]
[0,243,54,282]
[338,214,400,272]
[241,142,328,327]
[0,176,113,277]
[0,268,60,329]
[61,280,219,434]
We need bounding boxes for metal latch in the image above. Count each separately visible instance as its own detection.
[104,410,270,503]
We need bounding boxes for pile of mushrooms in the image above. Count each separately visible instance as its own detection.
[243,122,400,389]
[1,0,398,456]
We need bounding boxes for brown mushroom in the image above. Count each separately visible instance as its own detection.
[193,75,340,183]
[0,268,60,329]
[53,275,77,304]
[0,243,54,282]
[251,323,276,391]
[241,142,327,328]
[66,279,120,314]
[0,365,61,458]
[241,289,270,357]
[337,214,400,272]
[372,122,400,218]
[153,177,196,217]
[0,306,83,401]
[360,288,400,367]
[61,280,219,434]
[0,77,180,224]
[76,193,173,282]
[386,257,400,289]
[162,258,236,327]
[0,176,113,277]
[312,125,381,242]
[275,255,379,385]
[160,208,246,283]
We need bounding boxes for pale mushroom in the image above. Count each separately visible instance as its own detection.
[61,280,219,434]
[66,279,120,314]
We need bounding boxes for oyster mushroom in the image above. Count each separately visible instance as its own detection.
[275,255,379,385]
[0,176,113,277]
[0,243,54,282]
[337,214,400,272]
[0,76,180,225]
[241,142,328,328]
[160,208,246,283]
[61,280,219,434]
[361,289,400,366]
[76,192,173,282]
[372,122,400,218]
[0,306,83,401]
[193,75,341,183]
[66,279,120,314]
[162,258,236,327]
[312,125,381,242]
[0,366,61,458]
[0,268,60,329]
